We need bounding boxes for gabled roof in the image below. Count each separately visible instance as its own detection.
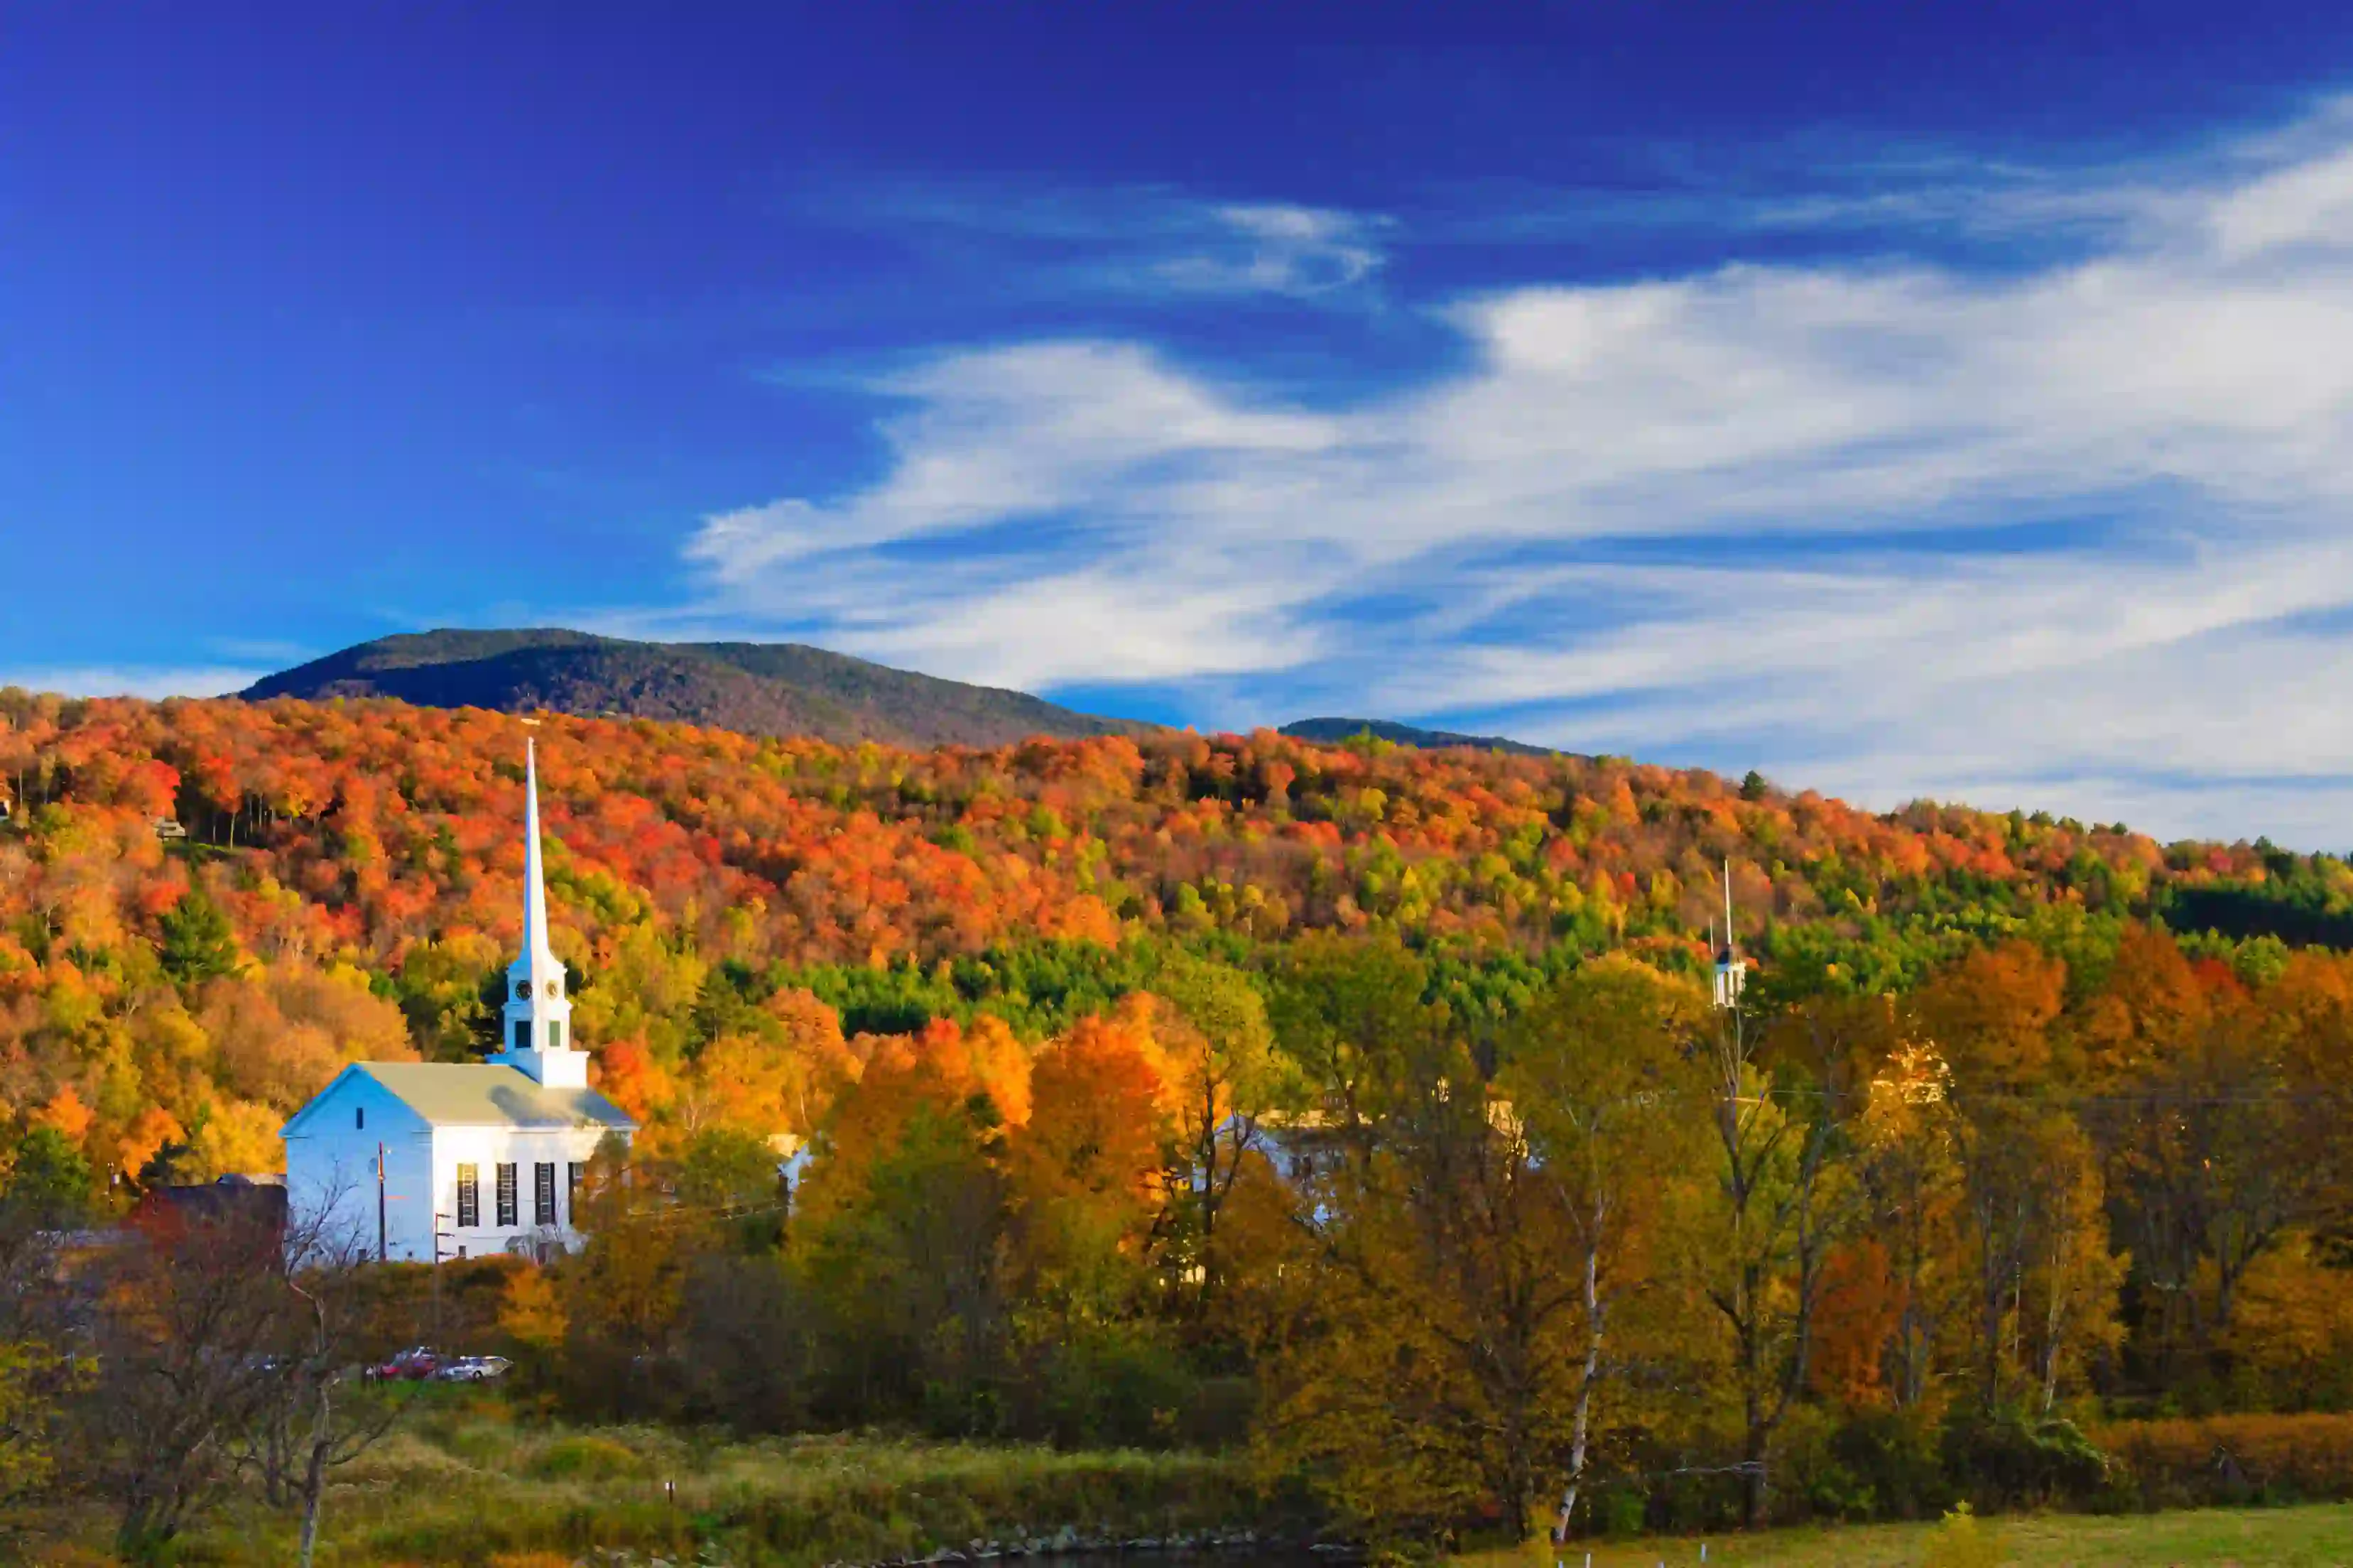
[286,1062,636,1135]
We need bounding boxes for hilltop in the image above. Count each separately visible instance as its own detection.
[241,628,1158,749]
[1278,716,1563,757]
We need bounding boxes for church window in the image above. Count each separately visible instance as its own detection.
[534,1163,556,1226]
[567,1162,585,1211]
[496,1163,518,1227]
[456,1165,479,1229]
[512,1019,528,1053]
[548,1018,563,1050]
[354,1106,364,1131]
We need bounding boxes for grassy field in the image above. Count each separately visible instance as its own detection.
[1464,1503,2353,1567]
[18,1400,2353,1565]
[9,1396,1282,1566]
[145,1488,2353,1567]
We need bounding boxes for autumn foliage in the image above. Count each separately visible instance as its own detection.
[11,691,2353,1544]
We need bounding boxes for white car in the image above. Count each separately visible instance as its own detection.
[431,1355,512,1383]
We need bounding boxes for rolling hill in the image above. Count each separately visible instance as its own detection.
[241,628,1158,748]
[1278,716,1563,757]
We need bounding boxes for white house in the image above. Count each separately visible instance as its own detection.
[282,739,636,1263]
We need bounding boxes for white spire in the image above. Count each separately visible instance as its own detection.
[1713,856,1746,1010]
[493,734,582,1087]
[521,736,554,979]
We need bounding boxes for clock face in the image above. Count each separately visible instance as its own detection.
[513,981,531,1001]
[544,980,560,999]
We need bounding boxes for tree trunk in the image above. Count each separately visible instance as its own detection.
[263,1402,288,1506]
[1555,1227,1606,1540]
[2040,1224,2073,1413]
[1743,1416,1767,1527]
[298,1379,333,1568]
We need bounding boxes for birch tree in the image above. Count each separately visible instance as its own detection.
[1502,955,1706,1540]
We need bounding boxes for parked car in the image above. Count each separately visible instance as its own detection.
[432,1355,511,1383]
[374,1346,440,1381]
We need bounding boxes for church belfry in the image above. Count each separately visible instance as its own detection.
[490,737,585,1087]
[1712,857,1747,1010]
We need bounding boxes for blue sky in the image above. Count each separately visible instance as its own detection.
[12,4,2353,843]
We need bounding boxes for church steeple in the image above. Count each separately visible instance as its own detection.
[491,736,585,1087]
[1712,856,1747,1010]
[519,738,558,989]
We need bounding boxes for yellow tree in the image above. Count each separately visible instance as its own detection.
[1256,938,1597,1545]
[0,1208,83,1503]
[1852,1038,1967,1410]
[2022,1119,2127,1413]
[1698,988,1889,1525]
[546,1136,704,1417]
[1256,1040,1583,1544]
[2077,932,2306,1369]
[1913,942,2123,1409]
[1002,1011,1179,1442]
[2219,1232,2353,1408]
[1008,1009,1173,1270]
[1139,950,1293,1319]
[1501,954,1708,1537]
[788,1020,1021,1428]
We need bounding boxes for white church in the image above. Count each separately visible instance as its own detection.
[282,740,636,1263]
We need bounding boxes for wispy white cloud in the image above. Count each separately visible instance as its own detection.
[797,177,1391,305]
[672,98,2353,845]
[1151,205,1386,296]
[205,636,314,665]
[0,667,266,700]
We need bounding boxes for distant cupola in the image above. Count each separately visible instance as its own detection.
[489,736,586,1087]
[1712,856,1747,1010]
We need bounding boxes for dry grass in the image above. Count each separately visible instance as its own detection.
[25,1405,2353,1566]
[15,1404,1265,1566]
[1461,1501,2353,1568]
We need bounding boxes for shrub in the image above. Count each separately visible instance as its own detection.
[1919,1502,2002,1568]
[2096,1412,2353,1508]
[1940,1407,2109,1509]
[1597,1486,1648,1537]
[531,1434,648,1481]
[1822,1409,1953,1522]
[1023,1327,1195,1449]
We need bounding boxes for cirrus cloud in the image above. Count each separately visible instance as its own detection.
[659,99,2353,845]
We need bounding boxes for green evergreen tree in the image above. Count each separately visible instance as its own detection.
[2,1126,94,1226]
[157,887,237,984]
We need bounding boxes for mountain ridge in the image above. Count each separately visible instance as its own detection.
[242,628,1160,749]
[1278,716,1563,758]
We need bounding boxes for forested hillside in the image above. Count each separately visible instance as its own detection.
[0,686,2342,1180]
[13,689,2353,1544]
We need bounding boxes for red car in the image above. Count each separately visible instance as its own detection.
[374,1346,440,1381]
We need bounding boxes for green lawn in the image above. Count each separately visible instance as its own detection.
[1465,1503,2353,1568]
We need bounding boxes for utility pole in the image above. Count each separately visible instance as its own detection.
[376,1141,388,1263]
[432,1211,455,1334]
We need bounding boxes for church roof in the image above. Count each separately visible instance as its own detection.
[313,1062,636,1133]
